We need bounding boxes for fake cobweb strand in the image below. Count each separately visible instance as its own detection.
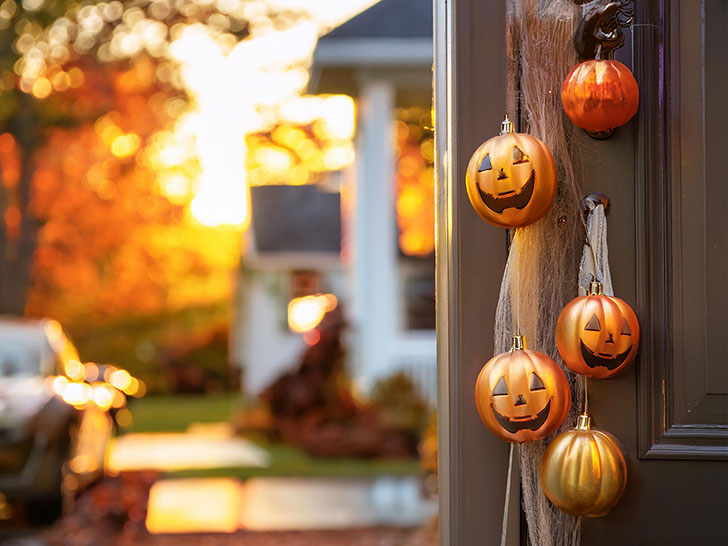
[496,0,594,544]
[579,203,614,297]
[496,226,586,546]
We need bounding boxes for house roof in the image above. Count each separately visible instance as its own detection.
[313,0,432,69]
[322,0,432,40]
[247,185,341,269]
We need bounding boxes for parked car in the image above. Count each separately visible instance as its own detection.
[0,317,112,524]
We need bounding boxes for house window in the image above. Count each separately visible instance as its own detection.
[395,106,435,331]
[400,254,436,330]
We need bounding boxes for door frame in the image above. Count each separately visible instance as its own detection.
[434,1,520,545]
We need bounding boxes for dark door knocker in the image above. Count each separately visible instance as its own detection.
[573,0,634,61]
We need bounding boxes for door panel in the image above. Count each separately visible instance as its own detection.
[672,0,727,429]
[582,0,728,543]
[435,1,520,545]
[636,0,728,460]
[672,0,727,427]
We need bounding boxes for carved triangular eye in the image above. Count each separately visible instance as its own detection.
[492,376,508,396]
[530,373,546,391]
[512,146,529,164]
[621,318,632,335]
[478,154,492,172]
[584,314,601,331]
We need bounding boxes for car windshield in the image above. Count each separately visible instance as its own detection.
[0,342,42,377]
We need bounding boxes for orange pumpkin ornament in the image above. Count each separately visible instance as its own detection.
[556,280,640,379]
[540,413,627,517]
[561,59,639,137]
[466,116,556,228]
[475,335,571,443]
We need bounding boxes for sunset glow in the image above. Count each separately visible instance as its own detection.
[168,23,353,226]
[14,0,377,228]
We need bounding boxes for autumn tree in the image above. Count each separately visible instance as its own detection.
[0,0,80,313]
[0,0,306,314]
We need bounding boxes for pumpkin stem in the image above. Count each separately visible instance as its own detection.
[577,413,591,430]
[500,114,515,135]
[588,280,604,296]
[511,334,526,351]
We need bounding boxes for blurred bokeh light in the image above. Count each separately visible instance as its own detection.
[0,0,377,384]
[287,293,336,334]
[8,0,370,229]
[395,107,435,257]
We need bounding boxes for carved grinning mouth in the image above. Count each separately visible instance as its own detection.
[491,398,551,434]
[477,170,535,214]
[580,340,632,370]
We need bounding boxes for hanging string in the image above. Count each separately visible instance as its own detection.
[588,240,598,283]
[571,516,582,546]
[515,228,522,335]
[500,442,516,546]
[580,205,600,286]
[583,375,589,414]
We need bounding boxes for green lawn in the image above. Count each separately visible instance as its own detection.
[124,393,240,433]
[122,394,422,479]
[168,442,421,480]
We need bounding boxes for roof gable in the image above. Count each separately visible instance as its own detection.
[322,0,432,40]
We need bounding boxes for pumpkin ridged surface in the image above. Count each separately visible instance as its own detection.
[561,59,639,133]
[540,425,627,517]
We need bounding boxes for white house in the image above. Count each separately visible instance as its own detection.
[233,0,436,402]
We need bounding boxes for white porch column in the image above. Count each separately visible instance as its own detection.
[350,79,398,389]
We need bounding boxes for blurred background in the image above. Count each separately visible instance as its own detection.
[0,0,437,544]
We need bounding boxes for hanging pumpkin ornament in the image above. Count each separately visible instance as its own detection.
[540,413,627,517]
[561,59,639,137]
[556,280,639,378]
[466,116,556,228]
[562,0,637,138]
[475,334,570,443]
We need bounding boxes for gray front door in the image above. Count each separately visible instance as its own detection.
[435,1,728,545]
[581,1,728,543]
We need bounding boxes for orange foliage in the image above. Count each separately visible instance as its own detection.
[25,57,240,327]
[0,134,22,241]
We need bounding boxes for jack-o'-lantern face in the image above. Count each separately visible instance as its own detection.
[474,145,535,214]
[556,281,640,378]
[475,336,571,443]
[466,117,557,228]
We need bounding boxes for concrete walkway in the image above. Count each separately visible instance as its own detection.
[146,476,437,534]
[241,476,436,530]
[107,423,271,472]
[106,422,436,534]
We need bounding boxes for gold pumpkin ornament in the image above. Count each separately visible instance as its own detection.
[466,116,557,228]
[475,334,571,443]
[556,280,640,379]
[540,413,627,517]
